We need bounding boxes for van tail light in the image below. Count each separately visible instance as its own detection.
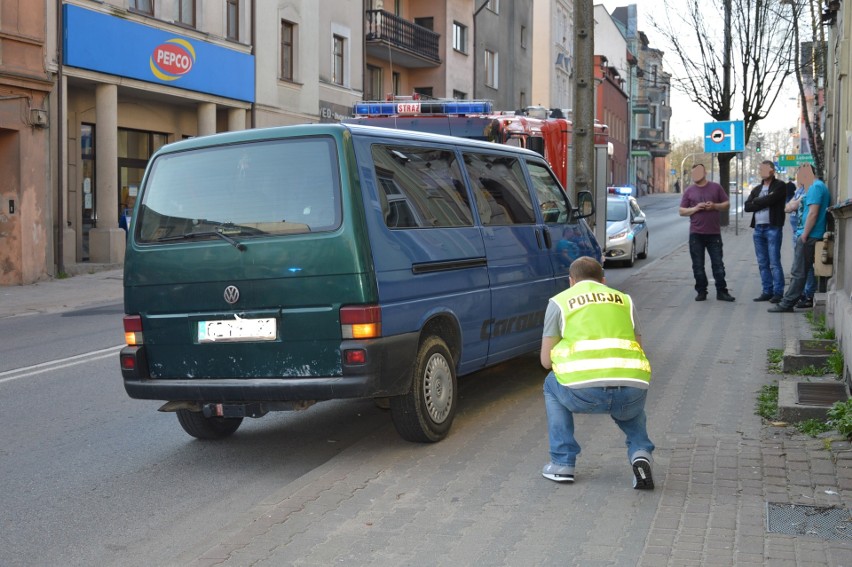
[340,305,382,339]
[124,315,144,346]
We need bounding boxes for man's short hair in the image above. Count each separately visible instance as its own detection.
[569,256,604,283]
[799,163,816,174]
[691,163,705,171]
[761,160,775,171]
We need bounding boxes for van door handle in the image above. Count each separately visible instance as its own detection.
[535,228,543,249]
[542,227,553,249]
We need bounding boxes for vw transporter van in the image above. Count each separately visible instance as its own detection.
[120,124,601,442]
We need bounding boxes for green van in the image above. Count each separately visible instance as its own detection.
[121,123,601,442]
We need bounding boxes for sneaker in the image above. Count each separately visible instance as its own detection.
[631,457,654,490]
[542,463,575,483]
[795,298,814,309]
[768,304,794,313]
[769,295,783,304]
[716,291,736,302]
[753,292,773,302]
[695,292,708,302]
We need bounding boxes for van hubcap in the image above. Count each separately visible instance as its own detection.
[423,353,452,423]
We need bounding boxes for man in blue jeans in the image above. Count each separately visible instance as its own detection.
[540,257,654,489]
[679,164,735,302]
[744,160,787,302]
[769,164,831,313]
[787,182,818,307]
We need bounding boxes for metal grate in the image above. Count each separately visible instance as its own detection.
[797,382,848,406]
[766,503,852,540]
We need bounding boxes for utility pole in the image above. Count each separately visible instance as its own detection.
[572,0,594,213]
[719,0,733,226]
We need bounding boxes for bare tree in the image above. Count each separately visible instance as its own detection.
[651,0,794,214]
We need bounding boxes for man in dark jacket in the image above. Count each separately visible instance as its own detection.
[744,160,787,302]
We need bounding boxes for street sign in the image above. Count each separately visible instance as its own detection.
[777,154,815,167]
[703,120,745,153]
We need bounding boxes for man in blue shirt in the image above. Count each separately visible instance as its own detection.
[769,164,831,312]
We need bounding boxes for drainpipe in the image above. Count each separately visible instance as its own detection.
[472,1,489,100]
[250,0,256,128]
[56,0,65,276]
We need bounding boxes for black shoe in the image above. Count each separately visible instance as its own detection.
[631,457,654,490]
[695,292,707,302]
[769,295,783,304]
[717,292,736,302]
[753,293,773,302]
[795,298,814,309]
[768,304,794,313]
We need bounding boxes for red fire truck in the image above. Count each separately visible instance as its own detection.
[344,97,610,242]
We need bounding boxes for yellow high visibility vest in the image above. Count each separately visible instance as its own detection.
[550,280,651,388]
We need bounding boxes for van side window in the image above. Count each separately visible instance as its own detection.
[370,145,474,228]
[463,153,535,225]
[137,137,341,242]
[526,161,573,224]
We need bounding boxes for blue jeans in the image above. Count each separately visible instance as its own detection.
[543,372,654,469]
[780,237,818,308]
[753,224,784,296]
[688,233,728,294]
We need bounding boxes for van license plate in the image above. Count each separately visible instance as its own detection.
[198,318,277,343]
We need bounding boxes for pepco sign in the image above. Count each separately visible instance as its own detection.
[149,38,196,81]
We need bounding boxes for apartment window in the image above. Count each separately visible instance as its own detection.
[519,91,526,108]
[520,25,527,49]
[281,20,295,81]
[226,0,239,41]
[392,72,401,96]
[332,35,345,86]
[178,0,195,26]
[415,17,434,31]
[485,50,498,88]
[453,22,468,53]
[487,0,499,14]
[366,65,383,100]
[414,87,433,99]
[130,0,154,15]
[453,90,467,100]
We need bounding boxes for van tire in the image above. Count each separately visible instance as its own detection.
[176,409,243,440]
[390,336,457,443]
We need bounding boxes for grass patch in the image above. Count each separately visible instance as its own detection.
[795,418,832,437]
[767,348,784,374]
[827,350,844,377]
[828,399,852,439]
[56,271,69,280]
[794,365,831,376]
[756,383,779,421]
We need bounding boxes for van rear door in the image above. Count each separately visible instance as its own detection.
[125,133,373,380]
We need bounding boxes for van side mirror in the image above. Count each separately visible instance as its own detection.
[575,191,594,219]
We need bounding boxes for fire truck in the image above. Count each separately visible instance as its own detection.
[344,97,610,243]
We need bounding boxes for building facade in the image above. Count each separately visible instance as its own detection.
[0,2,53,284]
[473,0,533,110]
[531,0,573,111]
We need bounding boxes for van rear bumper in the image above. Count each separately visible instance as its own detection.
[120,333,420,402]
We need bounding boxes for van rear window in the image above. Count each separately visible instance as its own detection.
[136,137,340,243]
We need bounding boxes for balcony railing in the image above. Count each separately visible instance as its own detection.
[366,10,440,66]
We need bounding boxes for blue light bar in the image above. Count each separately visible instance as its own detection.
[607,186,634,196]
[353,100,493,117]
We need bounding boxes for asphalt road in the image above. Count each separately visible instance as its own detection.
[0,194,686,566]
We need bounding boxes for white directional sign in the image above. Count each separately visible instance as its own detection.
[703,120,745,153]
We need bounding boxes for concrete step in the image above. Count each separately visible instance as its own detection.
[777,376,849,422]
[782,338,835,373]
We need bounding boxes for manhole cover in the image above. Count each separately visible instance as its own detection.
[766,503,852,539]
[797,382,848,406]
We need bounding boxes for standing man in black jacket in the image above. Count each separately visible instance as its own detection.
[744,160,788,302]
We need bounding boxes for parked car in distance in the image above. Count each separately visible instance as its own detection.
[605,188,649,267]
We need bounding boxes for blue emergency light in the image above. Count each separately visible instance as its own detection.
[607,186,634,196]
[353,100,493,117]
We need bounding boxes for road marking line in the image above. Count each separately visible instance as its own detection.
[0,345,123,384]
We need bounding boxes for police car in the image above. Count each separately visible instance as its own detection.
[605,187,649,267]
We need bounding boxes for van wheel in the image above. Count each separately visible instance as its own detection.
[390,336,457,443]
[176,409,243,440]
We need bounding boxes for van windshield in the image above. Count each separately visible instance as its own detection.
[136,136,341,243]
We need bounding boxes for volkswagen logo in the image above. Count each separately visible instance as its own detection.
[223,285,240,304]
